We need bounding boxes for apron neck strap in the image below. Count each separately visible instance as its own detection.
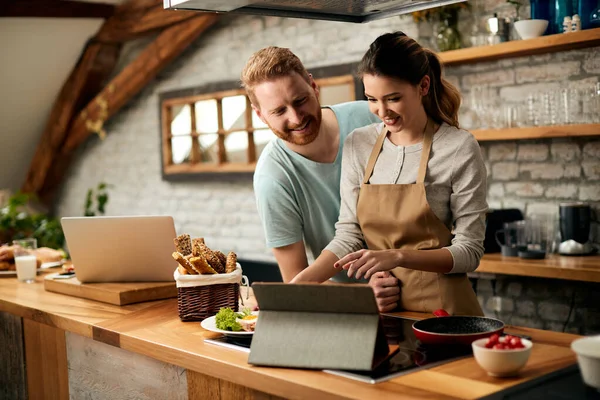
[417,121,434,184]
[363,121,436,185]
[363,128,388,185]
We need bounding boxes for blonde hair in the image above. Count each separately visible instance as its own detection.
[241,46,311,107]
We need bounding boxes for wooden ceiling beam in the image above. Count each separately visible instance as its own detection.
[36,13,218,202]
[95,5,199,43]
[21,41,122,195]
[0,0,116,19]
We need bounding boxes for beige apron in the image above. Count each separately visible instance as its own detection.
[356,124,483,316]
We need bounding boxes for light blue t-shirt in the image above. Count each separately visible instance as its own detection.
[253,101,379,281]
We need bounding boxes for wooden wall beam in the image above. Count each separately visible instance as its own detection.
[0,0,115,19]
[63,14,218,154]
[21,41,121,195]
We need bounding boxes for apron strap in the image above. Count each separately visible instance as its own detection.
[362,128,388,185]
[416,122,434,184]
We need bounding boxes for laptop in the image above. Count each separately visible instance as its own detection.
[61,216,178,283]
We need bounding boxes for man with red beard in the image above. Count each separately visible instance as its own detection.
[242,47,397,298]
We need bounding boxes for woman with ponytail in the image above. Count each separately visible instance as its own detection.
[292,32,487,316]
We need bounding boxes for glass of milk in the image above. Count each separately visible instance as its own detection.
[13,238,37,283]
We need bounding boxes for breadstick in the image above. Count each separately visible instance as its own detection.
[172,252,197,274]
[192,238,205,257]
[198,243,224,273]
[173,234,192,256]
[225,251,237,273]
[189,255,218,274]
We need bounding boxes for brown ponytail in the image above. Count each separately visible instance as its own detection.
[358,32,461,128]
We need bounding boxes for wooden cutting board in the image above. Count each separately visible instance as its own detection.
[43,273,177,305]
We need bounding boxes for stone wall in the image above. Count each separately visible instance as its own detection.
[54,2,600,333]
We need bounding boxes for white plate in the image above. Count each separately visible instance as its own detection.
[0,268,42,276]
[39,260,66,269]
[200,312,258,337]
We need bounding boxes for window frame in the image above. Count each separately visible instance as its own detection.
[159,62,364,180]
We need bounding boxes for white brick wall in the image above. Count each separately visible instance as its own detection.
[54,2,600,264]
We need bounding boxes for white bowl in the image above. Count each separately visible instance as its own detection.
[472,337,533,377]
[514,19,549,40]
[571,335,600,389]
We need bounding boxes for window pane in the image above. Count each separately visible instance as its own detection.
[171,136,191,164]
[195,100,218,134]
[254,129,276,159]
[252,109,268,129]
[198,134,219,163]
[225,131,248,163]
[171,105,191,136]
[319,83,354,105]
[222,95,246,131]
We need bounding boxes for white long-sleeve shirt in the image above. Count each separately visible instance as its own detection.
[324,122,489,274]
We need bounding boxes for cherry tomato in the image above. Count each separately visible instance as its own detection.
[509,337,522,347]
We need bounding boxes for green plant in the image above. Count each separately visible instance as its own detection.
[84,182,113,216]
[0,192,65,249]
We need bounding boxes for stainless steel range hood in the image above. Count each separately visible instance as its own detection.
[163,0,467,23]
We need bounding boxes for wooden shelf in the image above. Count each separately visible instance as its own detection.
[472,123,600,141]
[474,254,600,283]
[440,27,600,66]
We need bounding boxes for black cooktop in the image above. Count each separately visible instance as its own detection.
[324,314,473,383]
[205,315,473,384]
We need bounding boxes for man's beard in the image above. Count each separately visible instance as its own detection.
[269,108,322,146]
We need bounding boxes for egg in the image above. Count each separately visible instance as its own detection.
[237,314,258,332]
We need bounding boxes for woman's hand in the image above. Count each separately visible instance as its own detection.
[335,249,402,280]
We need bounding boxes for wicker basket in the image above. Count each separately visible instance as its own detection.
[177,283,239,322]
[174,264,242,322]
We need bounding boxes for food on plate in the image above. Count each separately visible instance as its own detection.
[62,262,75,273]
[0,244,65,271]
[0,261,15,271]
[237,313,258,332]
[173,234,193,256]
[215,307,244,331]
[35,247,65,264]
[0,245,15,261]
[172,235,238,275]
[214,307,256,332]
[225,251,237,273]
[484,334,525,350]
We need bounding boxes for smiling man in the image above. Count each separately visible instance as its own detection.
[241,46,380,284]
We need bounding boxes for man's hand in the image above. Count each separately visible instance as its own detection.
[369,271,400,313]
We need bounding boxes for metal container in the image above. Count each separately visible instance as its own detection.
[486,13,510,43]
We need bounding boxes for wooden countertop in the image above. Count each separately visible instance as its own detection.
[477,254,600,283]
[0,271,581,400]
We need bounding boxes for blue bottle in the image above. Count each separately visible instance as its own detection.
[553,0,573,33]
[531,0,555,34]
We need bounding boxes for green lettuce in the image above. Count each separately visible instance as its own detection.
[215,307,252,331]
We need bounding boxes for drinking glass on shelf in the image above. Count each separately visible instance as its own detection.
[13,238,37,283]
